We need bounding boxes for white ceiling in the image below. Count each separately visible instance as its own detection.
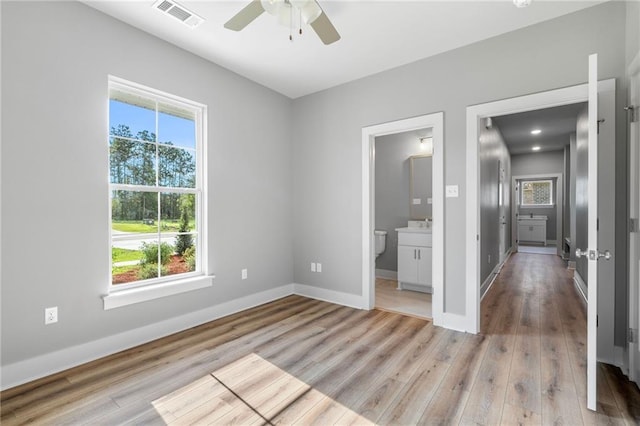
[492,102,587,155]
[83,0,605,99]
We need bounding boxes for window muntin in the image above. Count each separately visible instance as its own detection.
[520,180,553,206]
[109,78,204,289]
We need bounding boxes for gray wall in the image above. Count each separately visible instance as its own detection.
[1,2,293,366]
[626,0,640,68]
[374,132,429,272]
[291,1,627,316]
[479,125,511,285]
[511,150,565,241]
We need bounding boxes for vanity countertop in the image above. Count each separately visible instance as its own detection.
[395,227,432,234]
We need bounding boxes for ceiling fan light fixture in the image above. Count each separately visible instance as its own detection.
[276,2,293,26]
[290,0,322,24]
[261,0,284,16]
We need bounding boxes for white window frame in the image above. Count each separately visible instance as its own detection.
[104,76,211,309]
[520,179,554,207]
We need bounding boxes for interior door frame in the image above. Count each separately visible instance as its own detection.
[465,79,615,334]
[361,112,444,326]
[511,173,563,257]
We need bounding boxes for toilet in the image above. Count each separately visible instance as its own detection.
[374,230,387,258]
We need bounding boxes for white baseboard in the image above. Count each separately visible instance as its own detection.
[481,249,511,300]
[573,272,588,303]
[293,283,366,310]
[375,269,397,280]
[1,284,294,391]
[434,312,473,333]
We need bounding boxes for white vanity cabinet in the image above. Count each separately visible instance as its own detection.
[396,228,432,293]
[517,216,548,245]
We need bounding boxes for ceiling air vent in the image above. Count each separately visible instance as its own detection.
[152,0,204,28]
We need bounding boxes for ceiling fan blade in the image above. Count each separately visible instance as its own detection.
[224,0,265,31]
[310,10,340,45]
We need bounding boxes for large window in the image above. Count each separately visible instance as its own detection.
[520,180,553,207]
[109,77,205,288]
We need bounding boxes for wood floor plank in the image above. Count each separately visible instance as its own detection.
[3,254,640,425]
[540,285,583,425]
[419,333,486,425]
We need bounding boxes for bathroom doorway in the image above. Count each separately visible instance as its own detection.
[373,129,434,319]
[361,112,444,326]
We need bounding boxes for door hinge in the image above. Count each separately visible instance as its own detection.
[597,315,599,327]
[631,218,639,233]
[629,328,637,343]
[477,234,479,241]
[625,105,639,123]
[597,218,599,231]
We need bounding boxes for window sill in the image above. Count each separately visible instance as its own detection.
[103,275,215,310]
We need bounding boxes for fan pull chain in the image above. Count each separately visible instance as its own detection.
[289,5,293,41]
[299,9,302,35]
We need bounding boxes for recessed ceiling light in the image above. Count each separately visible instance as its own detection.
[513,0,532,7]
[531,129,542,135]
[532,146,541,151]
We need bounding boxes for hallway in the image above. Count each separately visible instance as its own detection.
[479,252,640,423]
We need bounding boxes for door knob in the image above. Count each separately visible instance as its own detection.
[575,248,612,260]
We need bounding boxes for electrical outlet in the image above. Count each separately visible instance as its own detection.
[241,269,248,280]
[311,262,316,272]
[316,263,322,273]
[45,307,58,325]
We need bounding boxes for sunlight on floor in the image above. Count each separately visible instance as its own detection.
[150,353,368,424]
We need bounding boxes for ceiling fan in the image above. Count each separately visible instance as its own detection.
[224,0,340,45]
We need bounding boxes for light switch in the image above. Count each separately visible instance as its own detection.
[445,185,459,198]
[412,198,421,205]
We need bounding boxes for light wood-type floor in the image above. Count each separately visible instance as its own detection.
[375,278,432,319]
[2,253,640,424]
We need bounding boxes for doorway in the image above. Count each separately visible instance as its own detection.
[373,129,433,319]
[465,80,616,339]
[361,112,444,326]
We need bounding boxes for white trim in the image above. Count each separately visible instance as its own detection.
[466,80,616,335]
[375,269,398,280]
[362,112,445,328]
[2,284,294,390]
[574,271,588,303]
[103,275,215,310]
[293,283,366,310]
[437,313,470,333]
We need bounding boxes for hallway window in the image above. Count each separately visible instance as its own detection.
[521,180,553,206]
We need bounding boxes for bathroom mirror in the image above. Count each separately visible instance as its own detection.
[409,154,433,220]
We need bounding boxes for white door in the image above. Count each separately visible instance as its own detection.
[628,52,640,385]
[576,54,612,411]
[417,247,432,286]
